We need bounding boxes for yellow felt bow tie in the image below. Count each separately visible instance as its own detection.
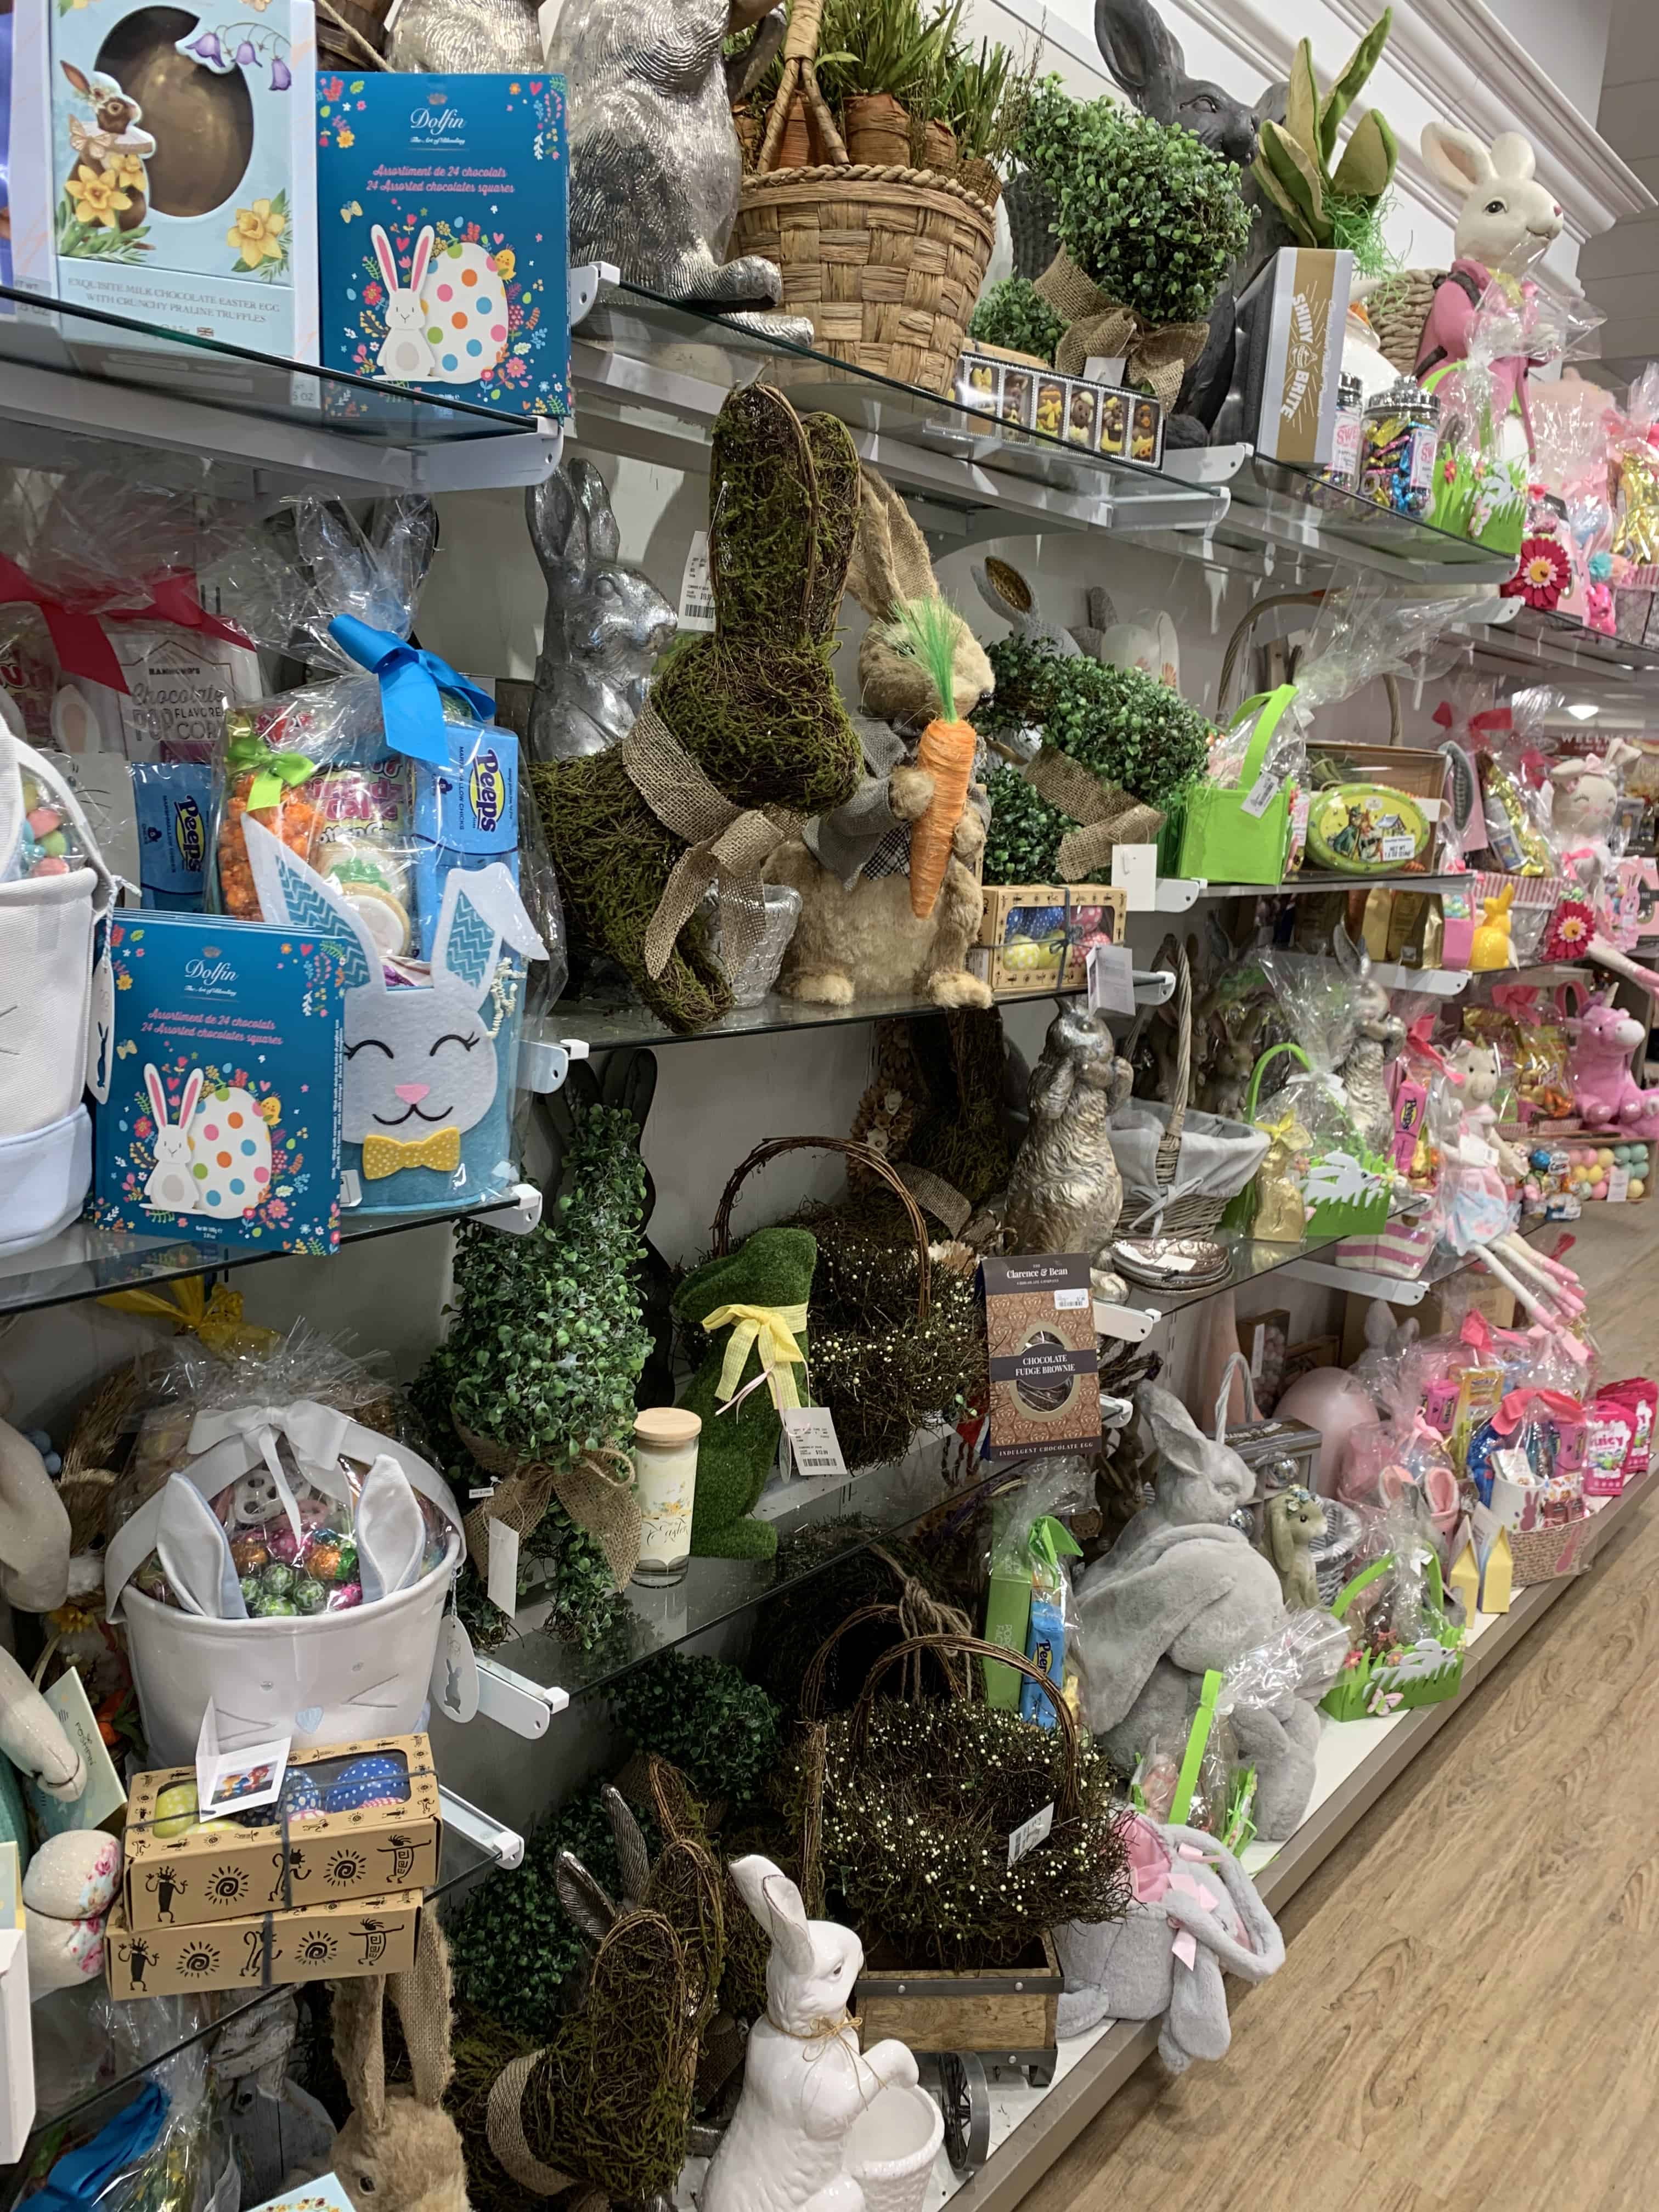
[362,1125,462,1181]
[704,1300,809,1413]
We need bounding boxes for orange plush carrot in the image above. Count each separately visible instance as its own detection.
[883,596,976,920]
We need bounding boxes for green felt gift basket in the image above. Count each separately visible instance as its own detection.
[1221,1040,1392,1242]
[1172,688,1295,887]
[1321,1549,1465,1722]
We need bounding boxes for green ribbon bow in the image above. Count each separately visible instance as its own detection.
[228,728,318,812]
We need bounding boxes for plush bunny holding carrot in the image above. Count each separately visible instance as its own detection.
[765,464,994,1009]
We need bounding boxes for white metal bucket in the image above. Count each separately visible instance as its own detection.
[845,2082,945,2212]
[120,1539,458,1765]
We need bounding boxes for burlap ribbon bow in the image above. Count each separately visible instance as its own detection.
[453,1415,642,1592]
[1035,250,1211,408]
[622,701,792,980]
[1024,745,1165,877]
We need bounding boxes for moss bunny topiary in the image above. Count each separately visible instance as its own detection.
[538,387,866,1032]
[674,1224,817,1560]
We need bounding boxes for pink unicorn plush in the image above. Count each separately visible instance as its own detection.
[1568,992,1659,1136]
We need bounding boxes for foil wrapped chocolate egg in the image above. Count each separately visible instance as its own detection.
[301,1536,344,1584]
[292,1576,326,1616]
[230,1534,271,1575]
[239,1573,264,1610]
[267,1525,303,1566]
[326,1581,362,1612]
[253,1594,298,1617]
[261,1562,296,1598]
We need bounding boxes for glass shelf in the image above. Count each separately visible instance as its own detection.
[13,1820,496,2185]
[571,278,1224,540]
[1468,602,1659,687]
[541,979,1093,1054]
[0,1194,521,1318]
[0,284,554,496]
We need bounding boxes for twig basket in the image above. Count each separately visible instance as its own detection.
[728,0,995,395]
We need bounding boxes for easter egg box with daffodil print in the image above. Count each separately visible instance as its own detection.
[48,0,319,356]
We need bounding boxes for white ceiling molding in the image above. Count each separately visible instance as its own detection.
[980,0,1651,249]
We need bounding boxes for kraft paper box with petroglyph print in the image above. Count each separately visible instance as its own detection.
[105,1888,421,1998]
[122,1734,441,1931]
[1234,248,1353,467]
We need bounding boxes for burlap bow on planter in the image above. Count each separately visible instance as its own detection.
[620,700,798,981]
[1024,745,1164,877]
[1035,250,1211,408]
[454,1415,641,1591]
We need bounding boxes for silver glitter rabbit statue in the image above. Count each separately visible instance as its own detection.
[526,459,677,762]
[550,0,802,321]
[1002,1003,1135,1302]
[388,0,539,72]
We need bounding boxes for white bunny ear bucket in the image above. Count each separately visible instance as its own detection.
[0,729,116,1256]
[104,1401,464,1765]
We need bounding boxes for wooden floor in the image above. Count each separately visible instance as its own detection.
[1041,1206,1659,2211]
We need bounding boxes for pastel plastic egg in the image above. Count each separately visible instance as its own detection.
[1634,1149,1650,1168]
[25,808,60,838]
[31,856,70,877]
[323,1754,409,1814]
[22,1831,121,1920]
[1593,1181,1609,1199]
[154,1782,200,1838]
[1631,1180,1646,1199]
[40,830,66,857]
[1598,1148,1615,1167]
[1615,1145,1632,1163]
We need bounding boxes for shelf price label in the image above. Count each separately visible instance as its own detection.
[782,1406,847,1482]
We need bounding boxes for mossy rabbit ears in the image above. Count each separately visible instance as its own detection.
[673,1224,819,1326]
[705,386,861,647]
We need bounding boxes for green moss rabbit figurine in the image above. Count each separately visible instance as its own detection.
[539,385,865,1033]
[674,1224,817,1560]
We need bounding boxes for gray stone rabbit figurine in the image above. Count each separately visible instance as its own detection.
[1002,1005,1133,1301]
[526,460,676,762]
[550,0,803,324]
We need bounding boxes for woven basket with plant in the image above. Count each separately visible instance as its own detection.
[801,1630,1130,1969]
[729,0,998,394]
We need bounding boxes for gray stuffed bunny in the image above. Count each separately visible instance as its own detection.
[1054,1815,1285,2064]
[526,460,677,763]
[1074,1381,1319,1841]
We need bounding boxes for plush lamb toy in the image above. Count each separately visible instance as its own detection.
[1075,1383,1319,1841]
[1054,1815,1285,2066]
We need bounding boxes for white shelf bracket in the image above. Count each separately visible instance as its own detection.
[520,1035,590,1094]
[475,1654,572,1736]
[438,1784,526,1870]
[569,262,618,330]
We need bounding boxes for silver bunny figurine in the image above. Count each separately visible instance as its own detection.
[1002,1003,1135,1302]
[1331,924,1405,1158]
[526,459,677,762]
[388,0,539,72]
[550,0,799,318]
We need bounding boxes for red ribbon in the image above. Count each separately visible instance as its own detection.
[1493,1386,1583,1436]
[1434,703,1513,745]
[0,559,255,695]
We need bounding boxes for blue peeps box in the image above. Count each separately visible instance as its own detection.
[414,721,520,942]
[92,911,347,1252]
[133,762,215,910]
[315,69,569,419]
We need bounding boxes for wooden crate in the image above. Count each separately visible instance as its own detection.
[856,1933,1061,2061]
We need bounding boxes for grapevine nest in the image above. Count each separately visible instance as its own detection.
[812,1661,1130,1970]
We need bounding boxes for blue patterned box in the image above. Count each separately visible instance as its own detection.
[92,912,347,1252]
[316,70,568,418]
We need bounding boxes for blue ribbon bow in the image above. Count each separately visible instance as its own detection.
[329,613,495,769]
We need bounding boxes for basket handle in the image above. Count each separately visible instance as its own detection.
[1215,589,1402,741]
[711,1136,932,1322]
[799,1602,906,1722]
[1243,1038,1311,1125]
[1153,935,1192,1197]
[754,0,849,173]
[848,1631,1082,1819]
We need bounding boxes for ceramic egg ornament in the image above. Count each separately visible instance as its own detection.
[22,1831,121,1998]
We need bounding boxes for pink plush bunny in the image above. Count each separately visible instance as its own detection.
[1568,994,1659,1134]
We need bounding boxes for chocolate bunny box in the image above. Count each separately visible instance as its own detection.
[92,910,347,1254]
[46,0,319,355]
[316,70,570,419]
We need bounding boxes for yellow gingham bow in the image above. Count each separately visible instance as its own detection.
[362,1125,462,1180]
[703,1300,809,1414]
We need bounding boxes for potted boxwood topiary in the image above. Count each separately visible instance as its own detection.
[968,274,1065,363]
[1036,103,1250,403]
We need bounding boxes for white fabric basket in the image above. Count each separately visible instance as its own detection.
[1109,1099,1268,1232]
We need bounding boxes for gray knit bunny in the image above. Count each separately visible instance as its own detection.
[525,460,676,762]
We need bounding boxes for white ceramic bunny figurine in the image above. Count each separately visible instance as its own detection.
[701,1857,919,2212]
[372,225,437,384]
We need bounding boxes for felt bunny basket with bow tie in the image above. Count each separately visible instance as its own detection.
[103,1399,465,1764]
[242,819,546,1214]
[0,724,116,1256]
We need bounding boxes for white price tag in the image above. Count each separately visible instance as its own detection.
[1609,1165,1630,1204]
[487,1518,521,1621]
[1008,1801,1055,1868]
[1379,834,1417,864]
[1053,1285,1090,1311]
[432,1612,481,1724]
[1241,768,1283,820]
[1110,842,1158,911]
[782,1406,848,1482]
[678,530,716,631]
[1249,1322,1266,1378]
[1087,940,1136,1018]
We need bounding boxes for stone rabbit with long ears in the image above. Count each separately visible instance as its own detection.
[526,459,676,763]
[549,0,794,319]
[765,461,994,1012]
[702,1855,918,2212]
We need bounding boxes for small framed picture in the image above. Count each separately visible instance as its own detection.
[1130,396,1164,467]
[1065,380,1098,448]
[1000,368,1034,441]
[1034,377,1065,441]
[956,351,1001,416]
[1097,389,1128,458]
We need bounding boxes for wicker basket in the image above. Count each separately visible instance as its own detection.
[727,0,995,395]
[1368,270,1440,377]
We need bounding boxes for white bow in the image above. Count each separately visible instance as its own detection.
[187,1400,354,1550]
